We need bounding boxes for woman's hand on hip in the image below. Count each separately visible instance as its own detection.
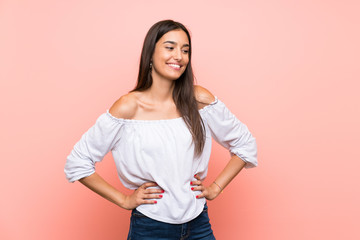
[122,182,164,210]
[190,174,222,201]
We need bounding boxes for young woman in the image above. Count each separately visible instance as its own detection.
[65,20,257,240]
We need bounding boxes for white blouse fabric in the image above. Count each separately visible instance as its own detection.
[64,97,257,224]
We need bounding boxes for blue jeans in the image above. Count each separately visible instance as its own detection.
[127,203,216,240]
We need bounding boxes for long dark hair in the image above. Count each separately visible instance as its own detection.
[131,19,205,156]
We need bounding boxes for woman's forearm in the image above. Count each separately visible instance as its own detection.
[212,154,246,192]
[78,172,127,208]
[204,154,246,199]
[194,154,247,200]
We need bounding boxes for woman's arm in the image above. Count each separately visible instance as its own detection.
[69,94,163,210]
[193,85,257,200]
[191,154,246,200]
[79,173,163,210]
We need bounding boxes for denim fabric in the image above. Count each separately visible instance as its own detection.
[127,204,216,240]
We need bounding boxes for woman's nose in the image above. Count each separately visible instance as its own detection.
[173,49,182,60]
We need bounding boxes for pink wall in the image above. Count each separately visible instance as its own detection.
[1,0,359,239]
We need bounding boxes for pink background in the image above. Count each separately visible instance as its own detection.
[1,0,359,239]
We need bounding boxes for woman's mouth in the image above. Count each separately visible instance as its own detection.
[167,63,181,70]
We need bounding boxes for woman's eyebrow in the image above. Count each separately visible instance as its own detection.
[163,41,190,47]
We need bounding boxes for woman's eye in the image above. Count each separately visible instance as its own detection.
[182,50,189,54]
[166,47,174,50]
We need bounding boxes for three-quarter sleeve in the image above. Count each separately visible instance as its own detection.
[64,112,123,182]
[201,97,258,168]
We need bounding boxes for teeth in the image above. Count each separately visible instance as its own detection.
[168,64,180,68]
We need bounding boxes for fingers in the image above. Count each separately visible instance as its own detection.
[190,180,202,186]
[136,182,164,205]
[144,188,165,194]
[191,185,205,191]
[142,199,158,204]
[190,179,204,191]
[141,191,164,199]
[195,192,205,199]
[141,182,158,189]
[190,174,203,190]
[141,182,164,193]
[192,174,202,186]
[191,174,204,199]
[137,191,161,205]
[138,194,162,205]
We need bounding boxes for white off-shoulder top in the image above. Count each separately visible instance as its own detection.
[64,97,257,224]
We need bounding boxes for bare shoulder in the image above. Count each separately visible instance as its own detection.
[194,85,216,109]
[109,92,138,119]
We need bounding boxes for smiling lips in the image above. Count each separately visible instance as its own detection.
[167,63,181,70]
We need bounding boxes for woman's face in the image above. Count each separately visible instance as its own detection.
[151,29,190,81]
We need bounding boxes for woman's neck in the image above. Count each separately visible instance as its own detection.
[146,77,175,103]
